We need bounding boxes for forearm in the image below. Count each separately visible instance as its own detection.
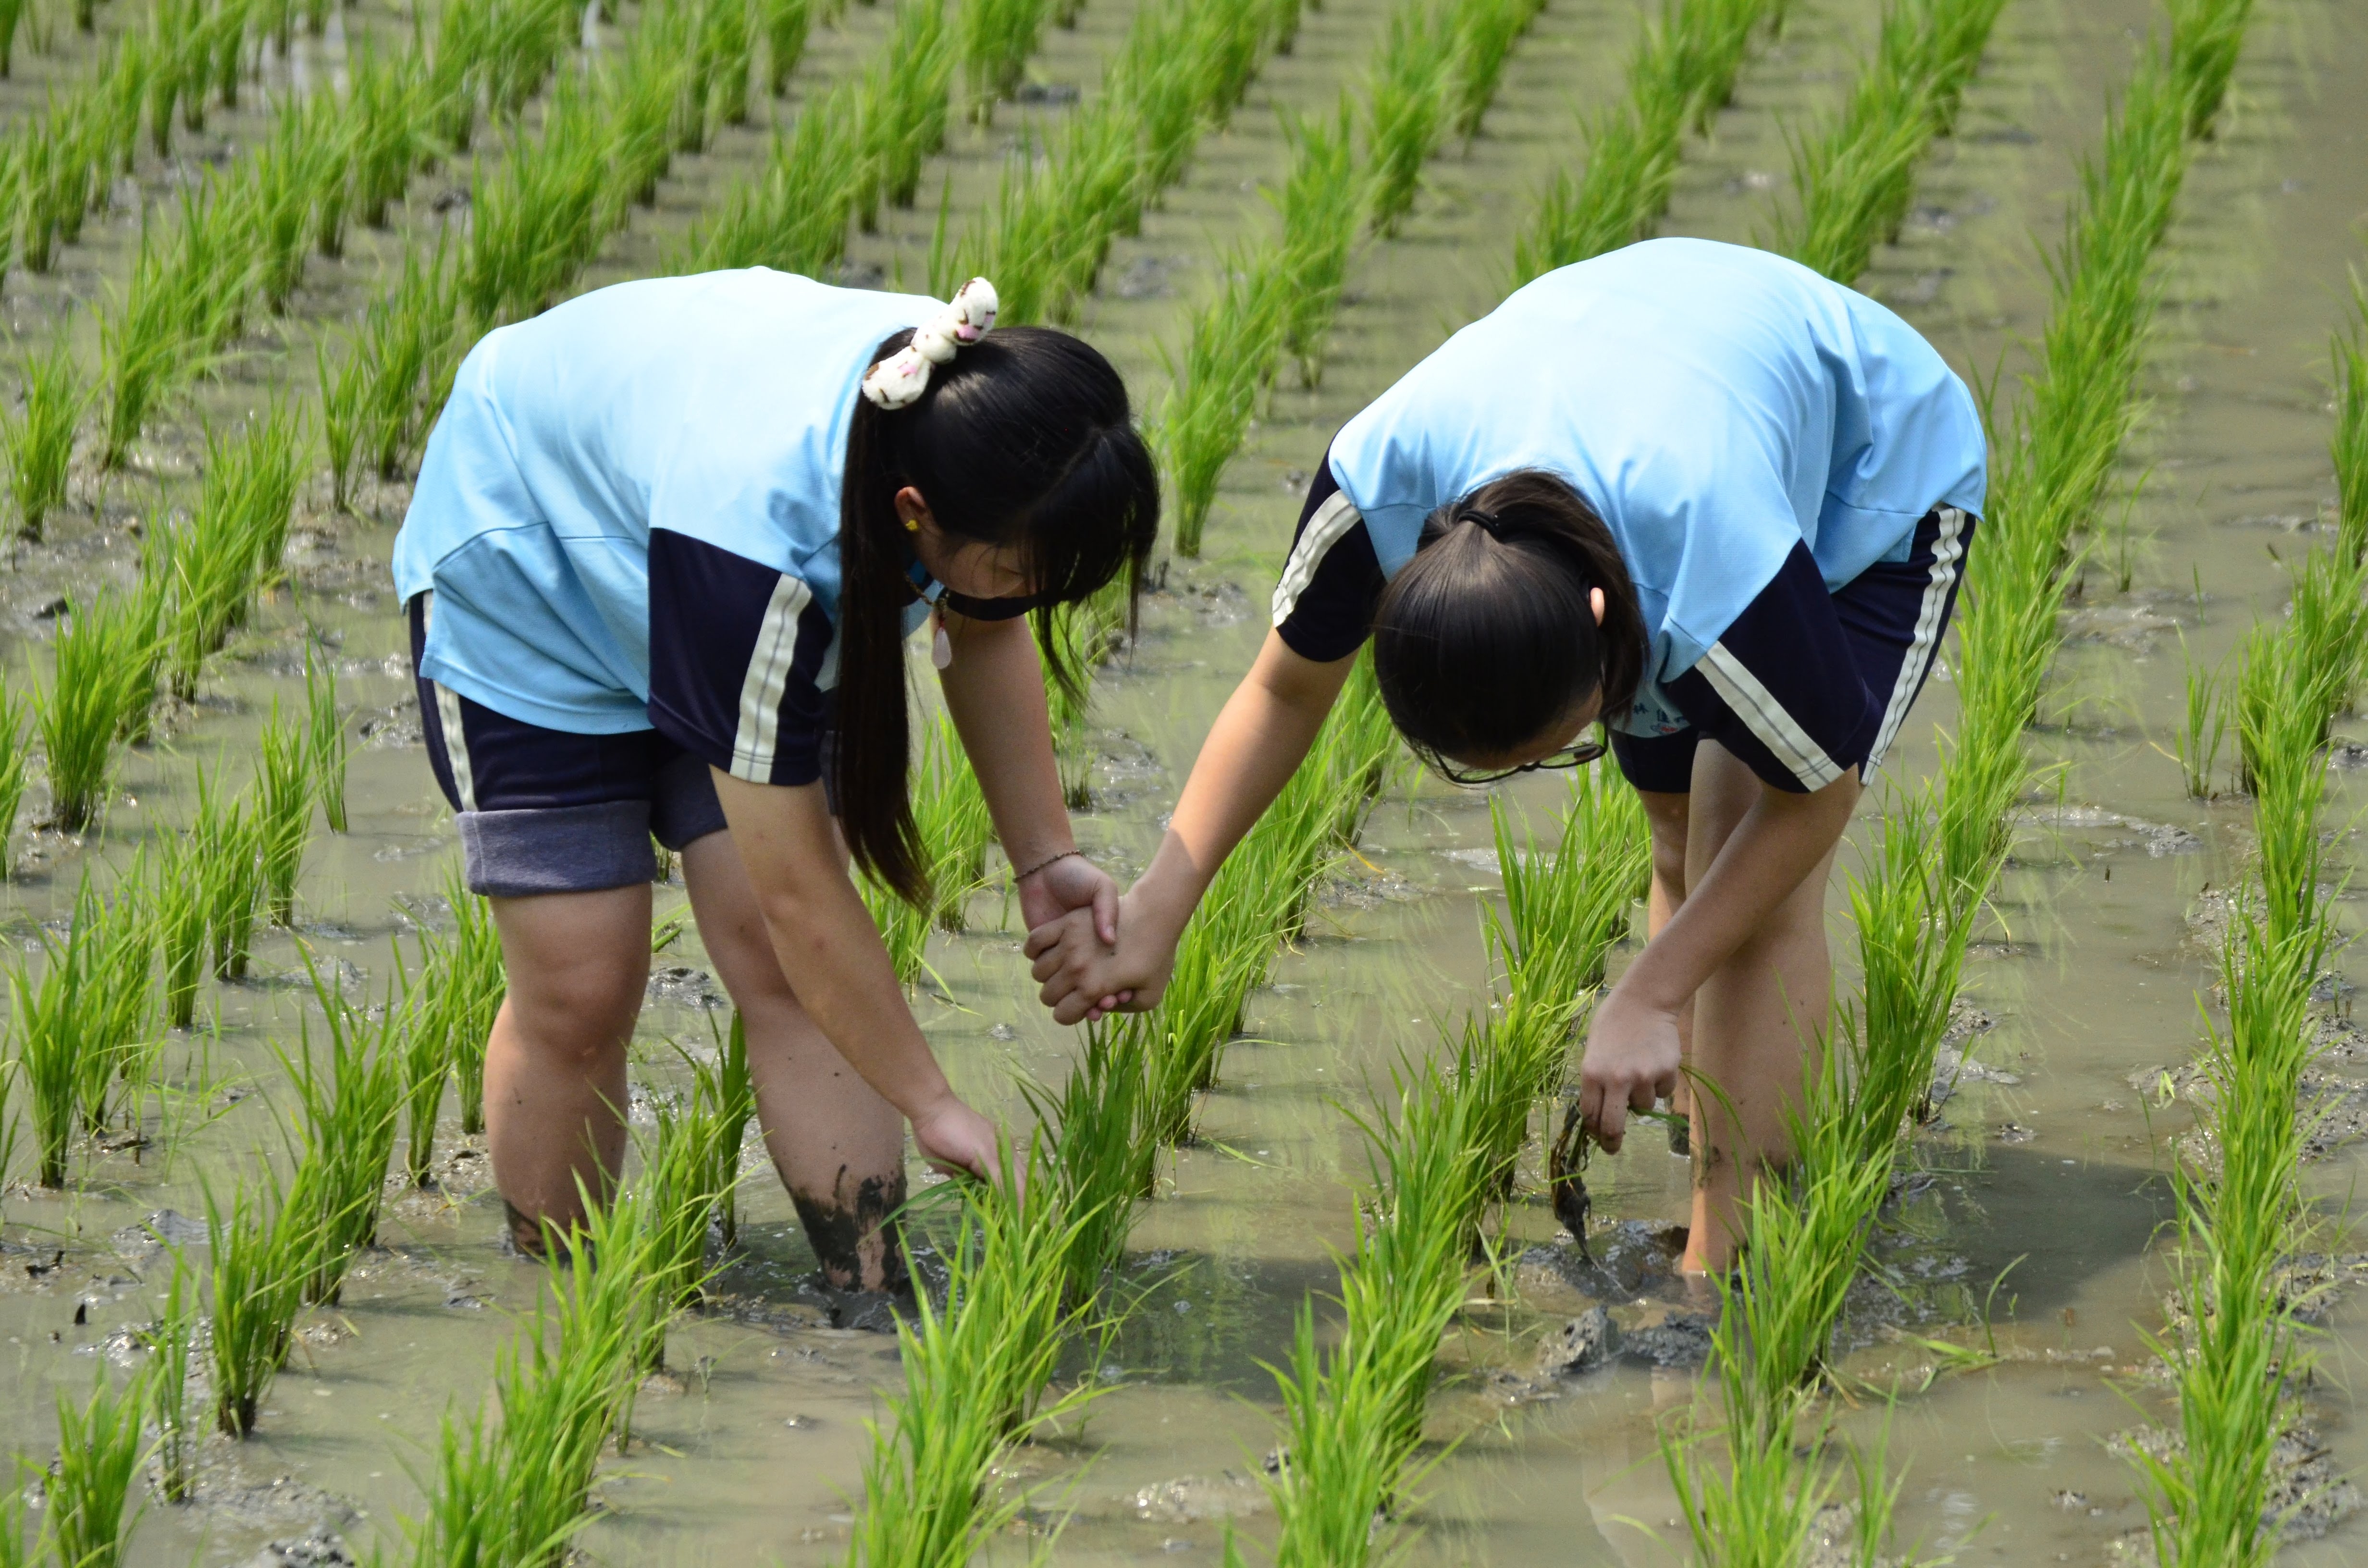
[937,614,1072,872]
[1615,774,1859,1013]
[713,773,958,1121]
[1132,631,1352,939]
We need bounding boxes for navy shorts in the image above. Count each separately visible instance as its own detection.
[1609,506,1976,795]
[412,594,733,896]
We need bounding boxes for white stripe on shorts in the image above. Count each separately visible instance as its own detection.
[1271,489,1365,626]
[434,681,478,812]
[1698,642,1847,792]
[731,574,815,782]
[1866,505,1969,772]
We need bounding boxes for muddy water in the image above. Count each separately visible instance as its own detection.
[3,0,2368,1561]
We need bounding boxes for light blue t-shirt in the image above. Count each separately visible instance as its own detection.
[1322,239,1987,733]
[391,270,938,735]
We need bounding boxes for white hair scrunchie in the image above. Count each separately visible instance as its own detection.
[860,277,1000,410]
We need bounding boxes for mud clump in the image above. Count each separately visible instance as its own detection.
[1536,1306,1621,1376]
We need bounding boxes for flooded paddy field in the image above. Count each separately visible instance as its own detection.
[2,0,2368,1561]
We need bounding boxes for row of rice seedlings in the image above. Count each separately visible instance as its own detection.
[1513,0,1789,282]
[1936,0,2256,912]
[841,1157,1103,1565]
[1,325,85,540]
[156,403,304,699]
[937,0,1286,325]
[1770,0,2009,285]
[1156,0,1556,552]
[411,864,507,1139]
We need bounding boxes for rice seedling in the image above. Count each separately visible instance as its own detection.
[304,92,354,262]
[415,865,506,1136]
[3,325,85,539]
[98,220,196,469]
[1847,791,1969,1141]
[143,1246,200,1502]
[1025,1019,1153,1300]
[465,73,610,326]
[192,767,265,980]
[700,1013,756,1248]
[1486,762,1650,1012]
[696,0,758,134]
[0,0,24,75]
[357,241,462,481]
[250,99,319,313]
[958,0,1048,118]
[317,338,366,513]
[684,82,859,276]
[37,588,160,832]
[75,863,160,1135]
[0,679,26,879]
[256,700,314,926]
[634,1065,745,1372]
[854,0,953,227]
[520,1183,661,1503]
[2233,621,2334,945]
[1360,0,1453,237]
[2176,633,2226,799]
[913,712,994,931]
[1273,98,1360,387]
[1157,255,1283,558]
[764,0,811,93]
[11,912,94,1188]
[842,1160,1101,1566]
[2168,0,2256,139]
[153,832,210,1030]
[48,1361,149,1568]
[203,1167,304,1436]
[281,950,410,1306]
[348,47,433,229]
[307,644,350,833]
[164,404,304,698]
[859,867,935,985]
[2333,272,2368,564]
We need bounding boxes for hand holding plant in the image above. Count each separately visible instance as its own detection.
[1575,983,1682,1152]
[910,1095,1003,1183]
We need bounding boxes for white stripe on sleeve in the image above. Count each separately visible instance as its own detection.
[730,575,815,782]
[1270,490,1366,626]
[1697,642,1846,791]
[1866,506,1969,772]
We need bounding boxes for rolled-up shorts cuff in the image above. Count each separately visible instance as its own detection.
[458,803,658,896]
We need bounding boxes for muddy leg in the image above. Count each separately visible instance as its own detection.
[679,832,911,1292]
[1636,788,1694,1152]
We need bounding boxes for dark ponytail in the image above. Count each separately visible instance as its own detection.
[1369,469,1645,772]
[837,325,1159,902]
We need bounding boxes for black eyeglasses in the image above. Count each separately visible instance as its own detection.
[1437,736,1608,787]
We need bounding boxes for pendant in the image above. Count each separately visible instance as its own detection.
[932,619,953,670]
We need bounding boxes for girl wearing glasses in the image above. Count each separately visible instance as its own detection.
[395,273,1159,1288]
[1028,239,1984,1274]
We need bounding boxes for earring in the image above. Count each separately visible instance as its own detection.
[903,516,921,534]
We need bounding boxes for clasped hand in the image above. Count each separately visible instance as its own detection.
[1024,889,1171,1025]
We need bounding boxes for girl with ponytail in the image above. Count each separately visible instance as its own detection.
[395,272,1158,1286]
[1028,240,1985,1274]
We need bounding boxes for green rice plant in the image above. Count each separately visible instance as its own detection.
[479,0,577,125]
[699,1013,757,1248]
[282,950,410,1306]
[635,1061,746,1372]
[958,0,1048,118]
[98,220,194,469]
[1485,763,1650,1012]
[608,7,691,207]
[144,1247,200,1503]
[913,712,994,932]
[2334,272,2368,565]
[853,0,953,226]
[1513,0,1782,282]
[3,325,86,539]
[684,83,858,276]
[1360,0,1453,236]
[307,644,350,833]
[48,1361,148,1568]
[0,0,24,74]
[203,1167,304,1436]
[842,1159,1100,1566]
[398,952,451,1188]
[304,90,354,260]
[2168,0,2256,139]
[348,47,432,229]
[2176,632,2226,798]
[37,589,159,832]
[1448,0,1545,141]
[696,0,758,132]
[193,767,265,981]
[11,912,95,1188]
[2279,542,2368,746]
[416,865,506,1136]
[0,677,24,879]
[518,1184,662,1522]
[250,99,319,313]
[164,404,304,697]
[74,863,160,1135]
[153,825,211,1030]
[465,73,609,326]
[1025,1019,1153,1301]
[1157,256,1283,557]
[256,699,314,926]
[763,0,811,93]
[859,868,934,985]
[317,337,366,513]
[1847,789,1970,1143]
[2233,623,2335,947]
[357,241,463,481]
[1273,98,1361,387]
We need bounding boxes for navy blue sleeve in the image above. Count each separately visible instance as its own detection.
[1272,451,1385,664]
[1660,542,1877,794]
[646,529,836,787]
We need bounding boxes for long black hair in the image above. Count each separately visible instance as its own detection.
[838,325,1159,902]
[1369,469,1646,771]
